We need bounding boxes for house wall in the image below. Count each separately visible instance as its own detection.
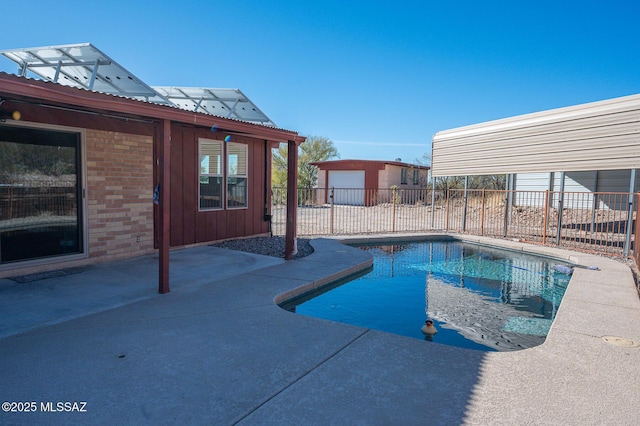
[86,129,155,259]
[0,120,156,278]
[315,170,328,205]
[378,166,391,189]
[378,165,425,204]
[317,170,327,188]
[381,165,422,189]
[169,125,270,246]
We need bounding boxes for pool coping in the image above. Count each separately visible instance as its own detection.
[328,232,638,338]
[278,233,639,347]
[309,233,640,423]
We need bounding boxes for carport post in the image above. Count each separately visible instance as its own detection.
[285,139,298,260]
[590,171,599,232]
[462,176,468,232]
[503,174,511,238]
[430,176,436,229]
[556,172,566,245]
[624,169,636,257]
[158,119,171,294]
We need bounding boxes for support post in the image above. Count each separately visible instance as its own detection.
[590,171,599,232]
[430,176,436,229]
[158,119,171,294]
[264,140,272,236]
[445,189,450,231]
[556,171,566,245]
[624,169,637,257]
[330,187,335,234]
[392,189,397,233]
[480,189,485,236]
[503,174,510,238]
[543,190,549,245]
[285,140,298,260]
[462,176,468,232]
[53,61,62,83]
[88,61,100,90]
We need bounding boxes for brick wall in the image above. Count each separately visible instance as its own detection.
[86,130,154,260]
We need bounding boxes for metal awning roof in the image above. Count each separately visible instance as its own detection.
[0,43,275,126]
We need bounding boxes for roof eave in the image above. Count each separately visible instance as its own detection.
[0,73,303,143]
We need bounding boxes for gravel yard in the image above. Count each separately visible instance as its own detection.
[211,236,314,259]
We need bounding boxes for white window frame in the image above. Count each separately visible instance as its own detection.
[198,138,224,211]
[226,142,248,209]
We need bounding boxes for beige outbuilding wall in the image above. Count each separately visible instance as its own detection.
[431,93,640,177]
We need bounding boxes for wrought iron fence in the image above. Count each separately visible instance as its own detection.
[0,177,78,223]
[271,187,638,259]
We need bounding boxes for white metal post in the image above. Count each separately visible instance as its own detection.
[462,176,468,232]
[624,169,636,257]
[556,172,566,244]
[430,176,436,229]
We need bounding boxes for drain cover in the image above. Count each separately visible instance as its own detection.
[602,336,639,347]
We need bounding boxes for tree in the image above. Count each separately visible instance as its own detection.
[272,136,339,188]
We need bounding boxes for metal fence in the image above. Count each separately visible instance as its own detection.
[271,187,638,259]
[0,177,78,223]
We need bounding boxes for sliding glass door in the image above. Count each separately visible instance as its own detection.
[0,125,83,264]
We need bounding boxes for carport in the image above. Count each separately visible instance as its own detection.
[431,93,640,256]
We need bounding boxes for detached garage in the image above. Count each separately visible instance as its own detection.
[311,159,430,206]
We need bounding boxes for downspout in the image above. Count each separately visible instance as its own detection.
[285,140,298,259]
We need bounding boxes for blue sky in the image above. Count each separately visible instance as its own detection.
[2,1,639,164]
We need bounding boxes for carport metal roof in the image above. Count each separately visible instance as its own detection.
[431,93,640,177]
[0,43,275,126]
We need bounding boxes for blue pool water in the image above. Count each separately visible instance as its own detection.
[283,241,573,351]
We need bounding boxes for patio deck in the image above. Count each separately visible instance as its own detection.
[0,236,638,425]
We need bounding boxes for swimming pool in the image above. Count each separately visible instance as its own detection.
[282,240,574,351]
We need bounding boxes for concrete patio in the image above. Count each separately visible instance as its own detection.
[0,235,638,425]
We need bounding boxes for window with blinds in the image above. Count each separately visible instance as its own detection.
[199,139,223,210]
[227,142,248,208]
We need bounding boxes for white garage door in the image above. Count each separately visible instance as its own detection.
[328,171,365,205]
